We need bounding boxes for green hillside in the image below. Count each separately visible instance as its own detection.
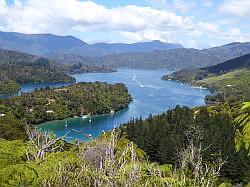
[0,49,75,95]
[197,69,250,103]
[162,54,250,103]
[0,103,249,186]
[0,82,132,125]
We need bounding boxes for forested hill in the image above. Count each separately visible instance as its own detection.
[0,49,75,95]
[162,54,250,103]
[0,31,92,57]
[120,104,250,185]
[68,42,250,69]
[1,31,250,69]
[0,31,182,58]
[0,82,132,125]
[92,40,183,54]
[202,53,250,74]
[0,49,50,65]
[162,53,250,83]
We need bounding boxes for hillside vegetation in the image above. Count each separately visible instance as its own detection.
[0,82,132,126]
[162,54,250,103]
[121,104,250,184]
[197,69,250,103]
[0,103,249,186]
[0,49,75,95]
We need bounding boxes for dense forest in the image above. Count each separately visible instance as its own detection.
[64,63,117,74]
[120,103,250,185]
[0,82,132,126]
[0,102,249,186]
[0,49,120,95]
[0,49,75,95]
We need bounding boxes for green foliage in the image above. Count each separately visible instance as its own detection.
[0,49,75,95]
[64,62,117,74]
[0,80,20,95]
[0,140,27,169]
[0,82,132,124]
[235,102,250,155]
[0,101,248,186]
[199,69,250,102]
[0,135,181,187]
[0,113,28,141]
[121,105,250,184]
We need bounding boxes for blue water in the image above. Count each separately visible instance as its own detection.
[36,69,210,141]
[20,82,71,94]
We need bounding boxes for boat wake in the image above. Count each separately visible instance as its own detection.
[132,75,144,88]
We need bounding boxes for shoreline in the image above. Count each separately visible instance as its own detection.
[161,77,218,105]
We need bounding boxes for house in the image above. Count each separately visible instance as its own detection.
[46,110,54,114]
[54,89,69,93]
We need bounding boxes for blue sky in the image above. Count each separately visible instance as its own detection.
[0,0,249,48]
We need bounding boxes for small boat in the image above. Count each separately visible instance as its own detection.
[65,121,68,127]
[132,75,144,88]
[89,118,92,123]
[110,110,115,114]
[82,115,88,119]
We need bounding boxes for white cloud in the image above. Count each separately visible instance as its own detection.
[199,22,219,33]
[217,18,236,26]
[219,0,250,17]
[0,0,194,35]
[220,27,250,42]
[0,0,249,48]
[0,0,7,16]
[117,29,174,43]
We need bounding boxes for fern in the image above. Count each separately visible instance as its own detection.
[235,102,250,154]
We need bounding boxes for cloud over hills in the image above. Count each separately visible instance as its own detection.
[0,0,249,48]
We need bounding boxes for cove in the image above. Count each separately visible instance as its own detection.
[37,69,211,141]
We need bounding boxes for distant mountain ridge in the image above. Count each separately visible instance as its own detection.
[1,31,250,70]
[72,43,250,69]
[0,31,89,56]
[92,40,183,54]
[0,31,182,58]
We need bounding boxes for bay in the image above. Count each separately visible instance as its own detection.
[36,69,211,141]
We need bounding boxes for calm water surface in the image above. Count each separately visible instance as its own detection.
[34,69,210,141]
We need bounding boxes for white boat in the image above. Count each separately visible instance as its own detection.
[82,115,88,119]
[132,75,144,88]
